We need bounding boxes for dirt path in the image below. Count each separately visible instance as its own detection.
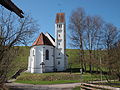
[6,82,81,90]
[6,81,120,90]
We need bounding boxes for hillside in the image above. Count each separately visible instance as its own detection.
[9,46,106,77]
[9,47,80,77]
[8,47,116,85]
[9,46,30,77]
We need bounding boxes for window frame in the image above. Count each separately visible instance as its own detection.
[58,61,60,65]
[33,50,35,56]
[45,49,49,60]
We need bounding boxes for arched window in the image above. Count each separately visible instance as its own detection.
[33,50,35,56]
[58,61,60,65]
[59,34,60,37]
[46,50,49,60]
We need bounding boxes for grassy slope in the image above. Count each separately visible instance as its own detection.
[66,49,80,68]
[9,47,108,84]
[67,49,107,71]
[10,47,79,77]
[10,47,104,77]
[16,72,81,84]
[16,80,80,85]
[9,46,30,77]
[16,72,106,84]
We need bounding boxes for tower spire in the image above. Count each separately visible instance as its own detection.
[55,13,65,23]
[55,13,67,71]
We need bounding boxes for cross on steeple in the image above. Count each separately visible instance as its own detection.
[58,3,62,13]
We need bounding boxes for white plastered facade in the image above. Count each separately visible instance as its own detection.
[27,13,68,73]
[28,45,55,73]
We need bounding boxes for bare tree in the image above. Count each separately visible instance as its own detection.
[101,23,120,81]
[84,16,103,73]
[69,8,103,72]
[102,23,118,72]
[103,23,118,50]
[109,42,120,81]
[69,7,120,83]
[69,8,86,70]
[0,8,39,84]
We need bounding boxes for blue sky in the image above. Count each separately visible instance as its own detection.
[13,0,120,48]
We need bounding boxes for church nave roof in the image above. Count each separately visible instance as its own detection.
[32,33,54,46]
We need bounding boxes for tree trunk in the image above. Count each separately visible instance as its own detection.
[89,64,92,73]
[84,63,86,72]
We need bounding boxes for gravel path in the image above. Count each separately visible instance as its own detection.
[6,82,81,90]
[6,81,120,90]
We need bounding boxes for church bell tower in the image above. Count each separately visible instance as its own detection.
[55,13,67,71]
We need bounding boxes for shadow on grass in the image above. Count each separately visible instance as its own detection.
[65,68,108,75]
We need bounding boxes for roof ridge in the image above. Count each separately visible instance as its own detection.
[41,33,44,45]
[32,32,54,46]
[42,33,46,45]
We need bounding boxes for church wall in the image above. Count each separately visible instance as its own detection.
[42,45,54,72]
[33,46,42,73]
[31,45,54,73]
[27,56,31,72]
[29,47,36,73]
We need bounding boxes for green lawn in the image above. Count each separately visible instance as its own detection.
[16,72,81,84]
[15,72,107,85]
[72,86,81,90]
[16,72,81,81]
[16,80,80,85]
[110,81,120,88]
[66,49,107,71]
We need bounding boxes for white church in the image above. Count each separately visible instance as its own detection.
[27,13,68,73]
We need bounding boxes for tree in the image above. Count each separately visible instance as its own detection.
[103,23,118,50]
[109,42,120,81]
[69,7,120,82]
[84,16,103,73]
[102,23,120,81]
[69,8,86,70]
[0,8,39,84]
[69,8,103,72]
[102,23,118,72]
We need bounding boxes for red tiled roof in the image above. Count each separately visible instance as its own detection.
[56,13,65,23]
[32,33,54,46]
